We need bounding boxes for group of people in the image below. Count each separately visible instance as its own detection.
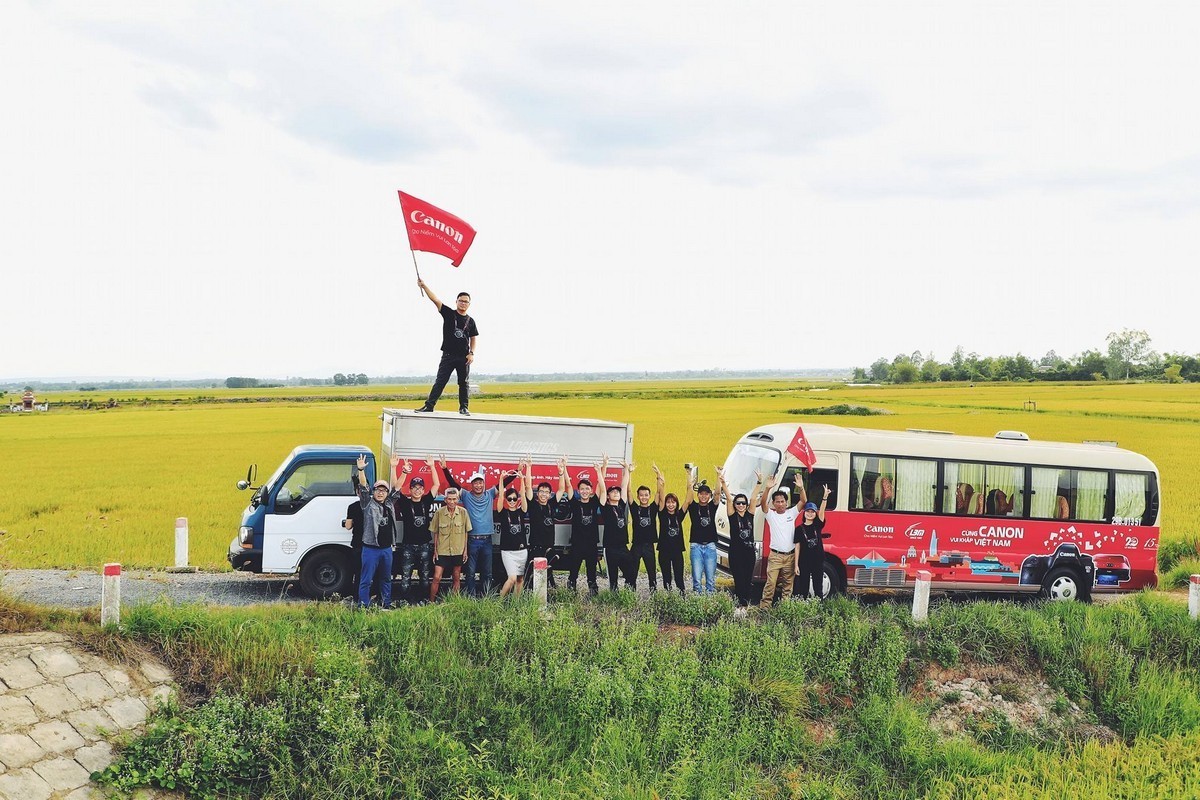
[346,452,834,610]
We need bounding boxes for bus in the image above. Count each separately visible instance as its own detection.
[716,424,1160,602]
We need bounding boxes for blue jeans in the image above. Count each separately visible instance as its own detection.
[359,546,393,607]
[466,536,493,597]
[690,542,717,594]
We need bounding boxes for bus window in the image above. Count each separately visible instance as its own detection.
[852,456,933,512]
[724,443,781,505]
[1030,467,1071,520]
[983,464,1025,517]
[1074,469,1107,521]
[801,467,839,511]
[1114,472,1149,525]
[943,462,985,515]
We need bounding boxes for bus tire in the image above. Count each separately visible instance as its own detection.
[299,547,355,599]
[822,557,846,598]
[1040,566,1090,603]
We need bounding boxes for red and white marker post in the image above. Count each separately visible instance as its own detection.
[101,563,121,627]
[532,557,548,605]
[1189,574,1199,621]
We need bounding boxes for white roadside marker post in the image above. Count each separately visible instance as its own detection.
[168,516,198,573]
[532,557,548,605]
[101,563,121,627]
[912,569,932,623]
[1189,574,1200,621]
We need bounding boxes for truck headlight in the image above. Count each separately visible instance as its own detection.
[239,526,253,545]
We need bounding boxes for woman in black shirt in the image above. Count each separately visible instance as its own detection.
[795,485,831,600]
[654,464,686,593]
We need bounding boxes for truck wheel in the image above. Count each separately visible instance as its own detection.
[299,547,354,599]
[1040,566,1090,603]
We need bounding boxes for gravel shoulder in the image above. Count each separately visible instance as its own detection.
[2,569,306,608]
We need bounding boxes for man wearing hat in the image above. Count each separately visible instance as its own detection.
[390,454,440,604]
[682,471,722,594]
[353,454,398,608]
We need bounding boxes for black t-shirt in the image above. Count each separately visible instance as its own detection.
[569,496,601,551]
[496,508,528,551]
[688,501,719,545]
[599,500,629,548]
[439,305,479,356]
[527,498,559,549]
[346,502,364,550]
[657,507,686,552]
[392,494,434,546]
[729,511,756,552]
[797,517,826,553]
[631,502,658,546]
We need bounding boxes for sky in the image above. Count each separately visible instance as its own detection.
[3,0,1198,380]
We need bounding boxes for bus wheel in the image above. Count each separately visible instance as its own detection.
[821,558,845,598]
[299,548,354,599]
[1040,566,1090,603]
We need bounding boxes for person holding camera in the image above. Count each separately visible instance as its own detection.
[683,466,721,595]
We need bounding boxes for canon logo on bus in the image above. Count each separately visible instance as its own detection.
[967,525,1025,539]
[410,210,465,244]
[864,525,894,534]
[904,523,927,540]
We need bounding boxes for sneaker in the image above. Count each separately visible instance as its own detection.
[459,407,471,416]
[414,406,433,413]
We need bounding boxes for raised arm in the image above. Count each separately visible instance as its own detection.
[556,456,568,501]
[717,468,730,507]
[681,466,694,512]
[757,470,771,512]
[524,457,535,502]
[792,472,808,512]
[353,453,371,507]
[818,484,831,523]
[392,455,413,494]
[417,277,443,310]
[595,456,609,498]
[439,454,461,490]
[653,464,666,508]
[622,460,632,499]
[563,456,575,500]
[517,463,528,512]
[426,455,440,497]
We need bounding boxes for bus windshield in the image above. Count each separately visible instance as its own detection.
[723,443,781,503]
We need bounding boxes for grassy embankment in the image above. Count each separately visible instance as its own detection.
[4,587,1199,799]
[2,380,1199,579]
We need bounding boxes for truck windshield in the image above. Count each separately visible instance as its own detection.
[722,443,781,504]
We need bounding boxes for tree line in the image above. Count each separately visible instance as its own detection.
[852,330,1199,384]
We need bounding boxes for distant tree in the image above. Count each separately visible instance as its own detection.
[333,373,347,386]
[225,377,260,389]
[869,358,891,382]
[1106,329,1155,380]
[892,361,919,383]
[354,373,369,385]
[1164,364,1184,383]
[852,367,868,381]
[938,364,956,382]
[920,358,941,382]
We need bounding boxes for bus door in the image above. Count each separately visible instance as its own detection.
[757,456,840,580]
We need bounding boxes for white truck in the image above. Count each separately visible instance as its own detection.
[229,409,634,597]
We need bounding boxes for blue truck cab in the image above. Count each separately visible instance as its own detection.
[229,445,373,598]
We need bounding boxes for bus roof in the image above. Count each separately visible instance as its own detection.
[738,423,1157,473]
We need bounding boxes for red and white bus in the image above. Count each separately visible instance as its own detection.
[716,424,1160,601]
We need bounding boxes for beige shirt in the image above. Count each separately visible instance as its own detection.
[431,505,471,557]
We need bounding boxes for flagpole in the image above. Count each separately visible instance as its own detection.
[410,247,425,297]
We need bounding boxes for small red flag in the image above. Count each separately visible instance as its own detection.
[398,191,477,267]
[786,426,816,473]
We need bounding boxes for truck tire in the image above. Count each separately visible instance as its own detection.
[1040,566,1091,603]
[822,557,846,598]
[299,547,355,599]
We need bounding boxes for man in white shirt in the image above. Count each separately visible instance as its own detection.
[758,471,807,609]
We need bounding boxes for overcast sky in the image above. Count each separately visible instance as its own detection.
[3,1,1198,380]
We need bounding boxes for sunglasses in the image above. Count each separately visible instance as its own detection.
[734,501,748,506]
[505,496,520,502]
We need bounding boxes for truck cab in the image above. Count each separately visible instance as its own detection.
[229,445,372,598]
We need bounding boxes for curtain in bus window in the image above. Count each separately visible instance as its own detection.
[1075,470,1107,521]
[943,462,985,515]
[895,459,936,512]
[852,456,887,510]
[1114,473,1147,523]
[984,464,1024,517]
[1030,468,1063,520]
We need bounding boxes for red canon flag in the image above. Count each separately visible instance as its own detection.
[398,191,477,267]
[786,425,817,473]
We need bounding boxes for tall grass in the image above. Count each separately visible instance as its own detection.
[87,593,1200,799]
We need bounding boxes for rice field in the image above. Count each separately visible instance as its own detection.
[1,380,1197,569]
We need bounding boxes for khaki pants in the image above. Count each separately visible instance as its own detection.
[760,549,795,608]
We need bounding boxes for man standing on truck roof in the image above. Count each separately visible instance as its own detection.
[414,278,479,416]
[353,454,398,609]
[391,454,440,604]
